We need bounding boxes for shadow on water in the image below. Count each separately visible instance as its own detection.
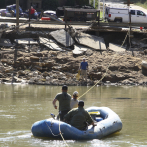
[113,98,132,100]
[102,131,122,140]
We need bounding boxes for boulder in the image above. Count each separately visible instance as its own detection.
[4,67,14,73]
[18,70,26,76]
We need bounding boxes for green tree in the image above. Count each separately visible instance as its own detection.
[42,0,58,11]
[90,0,100,9]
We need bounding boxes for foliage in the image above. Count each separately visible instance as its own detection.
[42,0,58,11]
[89,0,101,9]
[135,1,147,9]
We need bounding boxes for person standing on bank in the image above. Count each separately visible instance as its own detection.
[64,100,96,130]
[70,91,79,109]
[30,6,35,19]
[80,58,88,81]
[52,85,71,121]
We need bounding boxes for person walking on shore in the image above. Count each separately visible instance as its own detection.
[79,58,88,81]
[70,91,79,109]
[52,85,71,121]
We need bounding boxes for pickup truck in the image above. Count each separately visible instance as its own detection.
[105,6,147,23]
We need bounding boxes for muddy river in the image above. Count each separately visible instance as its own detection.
[0,84,147,147]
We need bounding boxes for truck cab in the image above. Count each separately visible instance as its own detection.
[130,9,147,23]
[105,5,147,23]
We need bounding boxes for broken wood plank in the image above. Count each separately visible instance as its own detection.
[39,37,65,51]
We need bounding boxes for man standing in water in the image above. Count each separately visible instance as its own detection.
[52,85,71,121]
[80,58,88,81]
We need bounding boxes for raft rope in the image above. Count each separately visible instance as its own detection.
[58,117,69,147]
[78,30,129,100]
[45,121,60,136]
[45,119,69,146]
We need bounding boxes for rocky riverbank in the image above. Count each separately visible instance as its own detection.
[1,45,147,86]
[1,25,147,86]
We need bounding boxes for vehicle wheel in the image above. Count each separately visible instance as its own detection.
[115,19,122,23]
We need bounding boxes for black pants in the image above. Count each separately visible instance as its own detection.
[58,110,70,121]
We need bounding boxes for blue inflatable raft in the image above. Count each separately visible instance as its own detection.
[31,107,122,140]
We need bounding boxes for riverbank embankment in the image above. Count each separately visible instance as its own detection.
[1,45,147,86]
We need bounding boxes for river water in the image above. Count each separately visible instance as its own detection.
[0,84,147,147]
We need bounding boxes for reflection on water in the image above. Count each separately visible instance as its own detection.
[0,84,147,147]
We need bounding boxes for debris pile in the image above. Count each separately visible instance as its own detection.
[0,27,147,86]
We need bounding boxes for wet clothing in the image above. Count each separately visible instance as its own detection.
[55,92,71,121]
[80,62,88,70]
[70,98,78,109]
[64,106,93,130]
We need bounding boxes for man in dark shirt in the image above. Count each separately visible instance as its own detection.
[52,85,71,121]
[64,100,96,130]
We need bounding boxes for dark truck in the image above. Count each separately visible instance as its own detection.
[56,6,99,21]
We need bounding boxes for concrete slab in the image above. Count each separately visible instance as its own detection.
[39,37,65,51]
[14,38,38,44]
[0,39,12,47]
[75,32,106,50]
[72,45,88,55]
[50,29,74,47]
[109,43,126,52]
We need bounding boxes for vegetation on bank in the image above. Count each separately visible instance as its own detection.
[121,0,147,9]
[134,2,147,9]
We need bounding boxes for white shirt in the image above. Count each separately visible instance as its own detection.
[70,98,78,109]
